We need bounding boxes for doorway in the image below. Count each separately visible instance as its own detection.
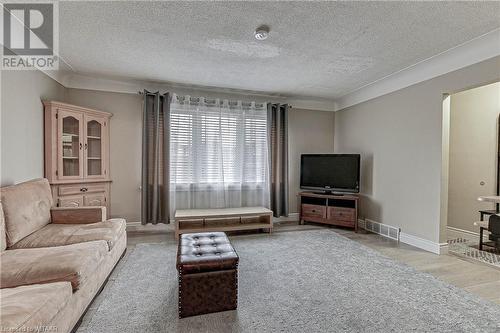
[443,82,500,259]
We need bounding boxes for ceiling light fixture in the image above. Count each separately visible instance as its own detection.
[254,25,270,41]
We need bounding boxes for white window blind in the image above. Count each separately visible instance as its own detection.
[169,95,270,213]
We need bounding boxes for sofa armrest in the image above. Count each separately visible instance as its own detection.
[50,206,106,224]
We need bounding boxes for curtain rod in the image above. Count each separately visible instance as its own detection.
[138,91,164,95]
[137,91,292,108]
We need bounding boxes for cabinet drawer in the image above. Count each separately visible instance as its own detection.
[205,217,241,227]
[327,207,356,222]
[178,219,204,229]
[58,184,106,195]
[58,185,83,196]
[58,195,84,207]
[302,204,326,218]
[84,193,106,206]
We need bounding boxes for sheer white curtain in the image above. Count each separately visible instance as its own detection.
[169,94,270,216]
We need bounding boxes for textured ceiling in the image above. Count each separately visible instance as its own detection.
[59,1,500,100]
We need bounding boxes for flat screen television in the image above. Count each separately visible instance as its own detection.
[300,154,360,193]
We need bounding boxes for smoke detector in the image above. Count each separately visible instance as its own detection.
[254,25,270,41]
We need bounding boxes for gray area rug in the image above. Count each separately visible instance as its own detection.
[85,230,500,332]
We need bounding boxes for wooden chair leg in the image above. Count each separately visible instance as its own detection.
[479,227,484,251]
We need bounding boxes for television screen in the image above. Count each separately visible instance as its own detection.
[300,154,360,193]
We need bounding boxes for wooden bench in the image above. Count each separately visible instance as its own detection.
[174,207,273,239]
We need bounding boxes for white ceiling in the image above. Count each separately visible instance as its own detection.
[58,1,500,102]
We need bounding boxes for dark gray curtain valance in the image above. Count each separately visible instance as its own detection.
[268,103,289,217]
[141,90,171,225]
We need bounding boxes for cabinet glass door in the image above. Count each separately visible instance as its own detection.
[85,117,106,178]
[59,111,83,179]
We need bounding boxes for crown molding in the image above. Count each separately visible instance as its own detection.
[42,71,337,111]
[334,29,500,111]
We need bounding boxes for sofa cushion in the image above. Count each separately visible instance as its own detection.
[10,218,126,251]
[0,282,72,332]
[1,178,53,248]
[1,240,108,290]
[0,204,6,251]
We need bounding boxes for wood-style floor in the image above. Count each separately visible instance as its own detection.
[77,221,500,331]
[127,221,500,305]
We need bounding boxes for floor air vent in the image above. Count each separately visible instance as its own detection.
[363,219,400,241]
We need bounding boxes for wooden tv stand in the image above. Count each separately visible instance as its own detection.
[298,191,359,232]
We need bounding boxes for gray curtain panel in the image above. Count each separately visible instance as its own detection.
[268,103,289,217]
[141,91,171,225]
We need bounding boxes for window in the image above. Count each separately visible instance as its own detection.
[169,96,269,187]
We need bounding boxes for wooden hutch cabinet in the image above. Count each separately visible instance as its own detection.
[43,101,112,216]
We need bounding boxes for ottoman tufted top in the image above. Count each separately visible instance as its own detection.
[176,232,239,274]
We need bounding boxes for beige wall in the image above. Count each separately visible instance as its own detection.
[334,56,500,243]
[1,71,66,186]
[447,82,500,233]
[0,74,334,221]
[288,108,335,213]
[65,89,143,222]
[64,90,335,220]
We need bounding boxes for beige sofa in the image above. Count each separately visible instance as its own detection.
[0,178,126,333]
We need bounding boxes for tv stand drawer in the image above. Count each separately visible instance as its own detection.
[327,207,356,222]
[302,204,326,218]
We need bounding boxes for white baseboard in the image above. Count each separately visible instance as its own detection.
[439,244,449,255]
[128,214,448,254]
[126,221,170,232]
[126,221,142,227]
[446,226,489,243]
[399,232,448,255]
[358,217,447,255]
[274,213,299,223]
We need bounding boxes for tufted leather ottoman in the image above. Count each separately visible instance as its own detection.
[176,232,239,318]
